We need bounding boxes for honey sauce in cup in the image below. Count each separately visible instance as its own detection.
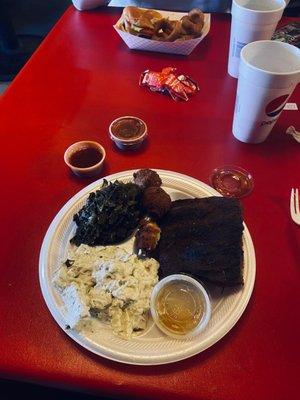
[150,274,211,339]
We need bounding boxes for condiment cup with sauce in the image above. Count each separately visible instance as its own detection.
[109,116,147,150]
[150,274,211,339]
[210,165,254,198]
[64,141,106,178]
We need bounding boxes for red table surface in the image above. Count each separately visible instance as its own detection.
[0,7,299,400]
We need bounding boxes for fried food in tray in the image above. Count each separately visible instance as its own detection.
[119,6,205,42]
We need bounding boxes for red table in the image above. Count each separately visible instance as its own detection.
[0,6,299,400]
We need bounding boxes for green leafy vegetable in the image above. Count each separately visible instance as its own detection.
[70,180,142,246]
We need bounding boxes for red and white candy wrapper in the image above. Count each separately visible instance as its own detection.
[140,67,199,101]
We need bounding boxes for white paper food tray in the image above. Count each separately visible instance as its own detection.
[113,10,211,56]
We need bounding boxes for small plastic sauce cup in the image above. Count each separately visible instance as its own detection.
[150,274,211,339]
[64,141,106,178]
[109,116,147,150]
[210,165,254,198]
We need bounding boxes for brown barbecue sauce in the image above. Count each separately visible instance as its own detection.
[111,118,145,139]
[69,147,103,168]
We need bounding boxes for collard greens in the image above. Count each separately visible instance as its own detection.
[70,180,142,246]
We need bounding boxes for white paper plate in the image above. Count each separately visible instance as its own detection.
[39,170,256,365]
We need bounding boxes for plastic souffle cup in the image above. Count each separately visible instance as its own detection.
[150,274,211,340]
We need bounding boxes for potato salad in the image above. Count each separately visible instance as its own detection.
[54,243,159,340]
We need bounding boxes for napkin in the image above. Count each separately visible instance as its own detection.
[286,126,300,143]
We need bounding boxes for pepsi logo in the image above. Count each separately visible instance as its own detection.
[265,94,289,117]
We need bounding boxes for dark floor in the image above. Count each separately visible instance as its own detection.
[0,0,70,82]
[6,0,70,37]
[1,378,117,400]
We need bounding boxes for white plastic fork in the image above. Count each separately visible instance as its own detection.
[290,188,300,225]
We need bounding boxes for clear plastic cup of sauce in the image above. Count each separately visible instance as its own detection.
[64,141,106,178]
[150,274,211,339]
[210,165,254,198]
[109,116,147,150]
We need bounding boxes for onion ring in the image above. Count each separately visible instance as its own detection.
[188,8,205,25]
[181,15,203,37]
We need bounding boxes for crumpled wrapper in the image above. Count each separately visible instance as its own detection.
[140,67,199,101]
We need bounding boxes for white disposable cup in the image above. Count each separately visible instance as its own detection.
[228,0,286,78]
[72,0,106,10]
[232,40,300,144]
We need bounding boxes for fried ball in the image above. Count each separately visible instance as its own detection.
[133,169,162,189]
[142,186,171,219]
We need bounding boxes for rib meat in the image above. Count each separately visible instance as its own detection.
[156,197,244,286]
